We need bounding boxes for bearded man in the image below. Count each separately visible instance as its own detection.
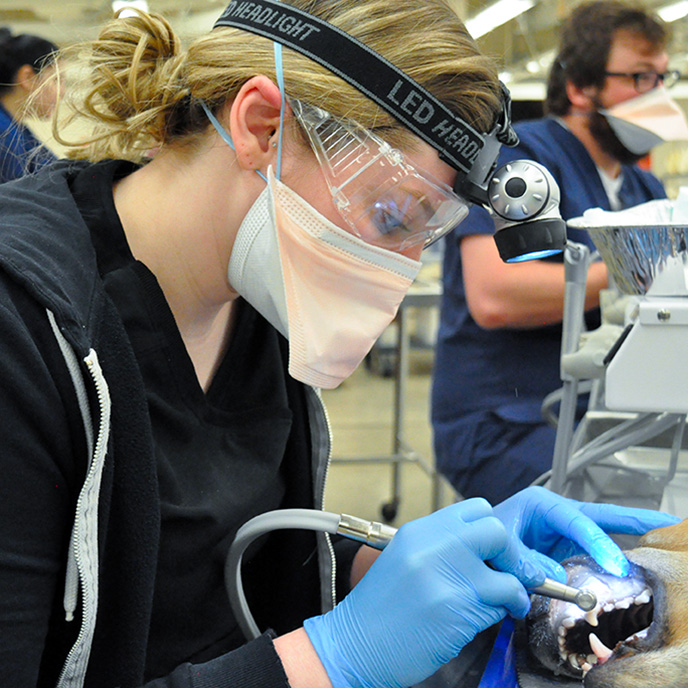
[432,0,680,504]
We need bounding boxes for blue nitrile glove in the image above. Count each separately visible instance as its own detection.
[493,485,681,582]
[304,498,535,688]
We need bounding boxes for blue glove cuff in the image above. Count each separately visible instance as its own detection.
[304,614,362,688]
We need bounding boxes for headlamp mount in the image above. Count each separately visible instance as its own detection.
[214,0,566,262]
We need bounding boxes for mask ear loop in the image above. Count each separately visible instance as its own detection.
[201,100,269,184]
[201,42,285,183]
[273,41,286,181]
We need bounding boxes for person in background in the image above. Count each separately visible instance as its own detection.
[432,0,676,505]
[0,28,59,183]
[0,2,679,687]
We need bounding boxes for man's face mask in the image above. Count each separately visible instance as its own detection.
[589,106,646,166]
[599,86,688,157]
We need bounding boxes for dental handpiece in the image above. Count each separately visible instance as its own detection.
[335,516,598,612]
[530,578,597,612]
[337,514,597,612]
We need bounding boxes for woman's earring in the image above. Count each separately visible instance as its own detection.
[271,140,278,148]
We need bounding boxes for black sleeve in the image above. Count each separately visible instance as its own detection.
[144,633,291,688]
[0,280,88,686]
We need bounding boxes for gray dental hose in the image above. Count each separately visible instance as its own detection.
[225,508,397,640]
[225,508,597,641]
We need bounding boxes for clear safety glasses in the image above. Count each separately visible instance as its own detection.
[290,99,470,252]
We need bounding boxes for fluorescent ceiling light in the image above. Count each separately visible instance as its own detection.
[465,0,536,39]
[112,0,149,18]
[657,1,688,22]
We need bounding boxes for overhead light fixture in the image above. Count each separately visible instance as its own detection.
[112,0,149,18]
[465,0,536,39]
[657,0,688,22]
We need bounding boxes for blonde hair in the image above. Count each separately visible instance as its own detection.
[54,0,502,162]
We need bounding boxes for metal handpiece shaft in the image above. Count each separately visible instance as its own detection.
[336,517,599,612]
[530,577,597,611]
[337,514,398,550]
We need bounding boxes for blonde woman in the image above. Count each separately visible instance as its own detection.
[0,28,59,182]
[0,2,677,687]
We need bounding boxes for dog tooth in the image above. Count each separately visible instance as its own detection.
[635,590,651,605]
[581,662,593,673]
[562,617,576,628]
[615,598,631,610]
[603,602,614,612]
[569,654,580,670]
[558,626,566,636]
[589,632,613,663]
[584,608,599,626]
[587,654,597,666]
[558,636,566,647]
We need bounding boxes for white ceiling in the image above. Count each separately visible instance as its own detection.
[0,0,227,43]
[2,0,688,98]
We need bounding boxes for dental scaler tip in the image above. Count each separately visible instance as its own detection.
[530,577,598,612]
[575,590,598,612]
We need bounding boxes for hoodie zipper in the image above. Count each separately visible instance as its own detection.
[310,387,337,610]
[57,350,111,688]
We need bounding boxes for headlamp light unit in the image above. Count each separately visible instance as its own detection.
[214,0,566,262]
[488,160,566,262]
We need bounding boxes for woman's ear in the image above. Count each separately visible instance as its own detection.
[225,75,286,171]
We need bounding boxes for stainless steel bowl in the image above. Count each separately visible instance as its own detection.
[569,223,688,295]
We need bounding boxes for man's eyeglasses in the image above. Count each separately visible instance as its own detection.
[604,69,681,93]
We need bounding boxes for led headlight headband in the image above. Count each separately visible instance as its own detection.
[213,0,517,202]
[214,0,567,263]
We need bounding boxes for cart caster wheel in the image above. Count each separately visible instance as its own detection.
[381,501,398,523]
